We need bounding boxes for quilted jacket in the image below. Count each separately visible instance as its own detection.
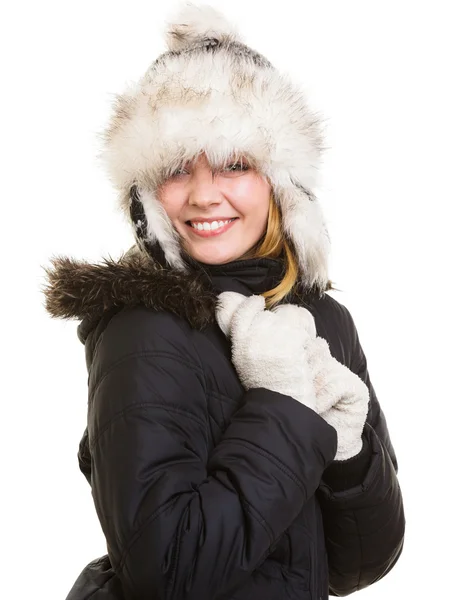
[44,246,405,599]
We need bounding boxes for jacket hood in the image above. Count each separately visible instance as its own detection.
[43,245,217,332]
[42,244,328,340]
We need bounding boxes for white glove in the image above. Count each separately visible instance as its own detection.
[305,336,370,460]
[215,292,318,411]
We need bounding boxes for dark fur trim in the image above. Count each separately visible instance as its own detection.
[42,250,217,331]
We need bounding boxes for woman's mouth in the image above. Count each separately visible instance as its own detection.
[186,218,238,237]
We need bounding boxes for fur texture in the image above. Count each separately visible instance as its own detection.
[97,2,331,292]
[42,246,217,331]
[306,335,370,460]
[217,290,370,460]
[165,2,241,52]
[216,292,317,410]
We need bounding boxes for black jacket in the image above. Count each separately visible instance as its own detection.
[44,248,405,599]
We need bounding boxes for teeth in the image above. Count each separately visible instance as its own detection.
[191,219,233,231]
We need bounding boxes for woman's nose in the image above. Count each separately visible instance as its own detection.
[188,172,223,208]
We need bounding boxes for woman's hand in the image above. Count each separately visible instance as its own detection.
[216,292,318,410]
[305,336,370,460]
[216,292,370,461]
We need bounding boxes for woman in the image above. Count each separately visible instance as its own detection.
[44,4,405,599]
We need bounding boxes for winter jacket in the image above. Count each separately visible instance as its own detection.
[44,246,405,600]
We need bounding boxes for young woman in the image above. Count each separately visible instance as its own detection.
[44,4,405,599]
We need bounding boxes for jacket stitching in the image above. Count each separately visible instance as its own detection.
[89,402,207,450]
[352,501,402,539]
[241,498,275,541]
[89,351,203,403]
[205,389,238,431]
[224,438,307,494]
[81,572,116,600]
[212,389,228,431]
[208,388,241,405]
[114,491,274,580]
[115,496,179,574]
[354,509,362,590]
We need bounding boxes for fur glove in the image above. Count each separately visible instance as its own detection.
[274,302,370,460]
[215,292,318,410]
[304,335,370,460]
[216,292,370,461]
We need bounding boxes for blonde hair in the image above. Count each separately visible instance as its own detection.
[245,194,335,308]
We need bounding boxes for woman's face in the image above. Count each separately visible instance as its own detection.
[157,153,271,264]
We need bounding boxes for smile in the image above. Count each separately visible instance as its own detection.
[186,218,238,237]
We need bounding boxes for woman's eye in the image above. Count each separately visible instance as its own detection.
[172,168,189,177]
[168,160,249,179]
[223,161,249,172]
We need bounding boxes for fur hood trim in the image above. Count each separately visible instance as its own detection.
[42,246,217,331]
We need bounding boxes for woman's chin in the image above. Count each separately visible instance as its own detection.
[184,243,241,265]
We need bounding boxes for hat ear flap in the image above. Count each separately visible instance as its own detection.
[276,186,331,292]
[129,185,149,245]
[128,186,188,271]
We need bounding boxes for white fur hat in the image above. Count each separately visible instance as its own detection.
[99,1,331,293]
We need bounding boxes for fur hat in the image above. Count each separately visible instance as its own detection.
[99,1,331,293]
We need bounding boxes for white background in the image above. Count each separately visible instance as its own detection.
[2,1,449,598]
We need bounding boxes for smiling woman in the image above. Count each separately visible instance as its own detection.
[42,3,405,599]
[157,152,272,265]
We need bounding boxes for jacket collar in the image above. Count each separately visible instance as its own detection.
[184,253,287,297]
[43,244,324,336]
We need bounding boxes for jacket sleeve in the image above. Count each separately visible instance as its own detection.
[87,308,338,600]
[317,304,406,596]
